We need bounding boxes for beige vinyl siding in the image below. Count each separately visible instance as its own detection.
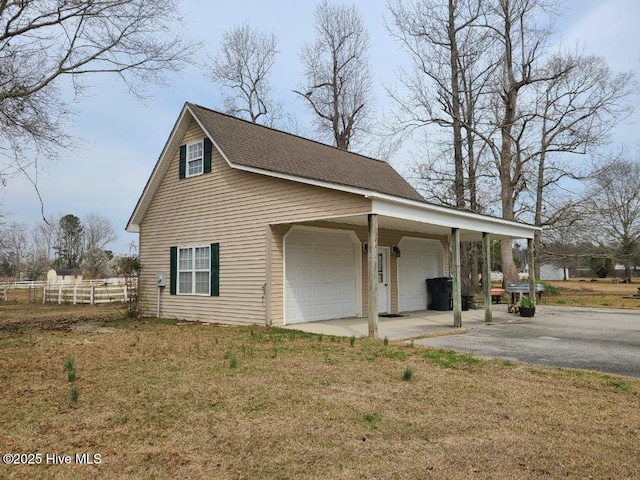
[139,119,370,324]
[268,224,288,325]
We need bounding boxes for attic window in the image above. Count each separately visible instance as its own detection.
[186,140,204,177]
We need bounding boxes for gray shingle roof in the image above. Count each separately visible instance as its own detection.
[188,103,424,202]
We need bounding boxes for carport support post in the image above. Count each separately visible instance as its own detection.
[528,237,536,306]
[483,233,492,322]
[451,228,462,328]
[368,214,379,338]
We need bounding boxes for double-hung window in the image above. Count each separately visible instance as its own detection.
[186,141,204,177]
[178,246,210,295]
[179,138,211,179]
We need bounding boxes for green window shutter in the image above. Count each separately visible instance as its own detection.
[210,243,219,296]
[204,138,212,174]
[179,145,186,179]
[169,247,177,295]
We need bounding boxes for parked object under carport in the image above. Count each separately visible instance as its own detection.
[426,277,453,311]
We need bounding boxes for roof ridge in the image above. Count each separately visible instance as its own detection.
[186,102,388,164]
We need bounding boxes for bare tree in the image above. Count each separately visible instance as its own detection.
[538,194,595,274]
[34,216,61,262]
[81,212,116,278]
[0,0,198,190]
[0,221,29,279]
[24,246,51,281]
[388,0,494,293]
[1,213,118,279]
[82,247,112,279]
[388,0,638,286]
[586,156,640,279]
[295,0,374,151]
[388,0,487,208]
[477,0,563,283]
[207,23,282,125]
[393,0,564,283]
[109,242,140,317]
[527,54,636,276]
[84,213,117,252]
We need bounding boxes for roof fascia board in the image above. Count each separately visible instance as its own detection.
[370,197,539,239]
[268,211,372,226]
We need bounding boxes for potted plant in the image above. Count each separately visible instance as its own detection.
[519,295,536,317]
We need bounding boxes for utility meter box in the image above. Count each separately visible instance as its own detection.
[156,272,166,288]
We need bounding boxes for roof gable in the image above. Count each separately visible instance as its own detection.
[127,102,424,232]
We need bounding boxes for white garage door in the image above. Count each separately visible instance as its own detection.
[285,229,358,324]
[398,238,443,312]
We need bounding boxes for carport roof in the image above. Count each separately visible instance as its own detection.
[275,195,538,241]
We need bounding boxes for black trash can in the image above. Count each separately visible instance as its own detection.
[426,277,453,311]
[461,294,474,311]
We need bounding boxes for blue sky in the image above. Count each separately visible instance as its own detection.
[3,0,639,254]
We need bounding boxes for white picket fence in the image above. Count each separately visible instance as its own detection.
[43,283,134,305]
[0,279,136,305]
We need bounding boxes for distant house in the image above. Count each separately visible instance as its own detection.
[126,103,539,328]
[47,269,83,285]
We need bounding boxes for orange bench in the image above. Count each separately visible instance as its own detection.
[490,288,505,303]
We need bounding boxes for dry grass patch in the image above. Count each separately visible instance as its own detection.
[0,313,639,479]
[0,301,123,333]
[542,279,640,309]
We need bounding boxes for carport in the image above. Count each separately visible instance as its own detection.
[288,194,541,337]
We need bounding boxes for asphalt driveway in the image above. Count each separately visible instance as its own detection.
[416,306,640,378]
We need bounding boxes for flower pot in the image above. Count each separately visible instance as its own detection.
[519,307,535,317]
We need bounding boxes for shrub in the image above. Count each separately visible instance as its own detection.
[589,256,614,278]
[541,281,558,295]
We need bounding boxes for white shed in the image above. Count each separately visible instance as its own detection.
[47,269,83,285]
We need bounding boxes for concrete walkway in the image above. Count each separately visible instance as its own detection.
[283,305,515,340]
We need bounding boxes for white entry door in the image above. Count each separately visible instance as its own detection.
[377,247,390,314]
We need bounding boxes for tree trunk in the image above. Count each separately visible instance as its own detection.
[500,239,517,286]
[461,242,480,296]
[465,95,480,293]
[497,0,521,286]
[446,0,474,293]
[499,70,519,284]
[533,105,549,280]
[448,0,465,208]
[499,142,519,284]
